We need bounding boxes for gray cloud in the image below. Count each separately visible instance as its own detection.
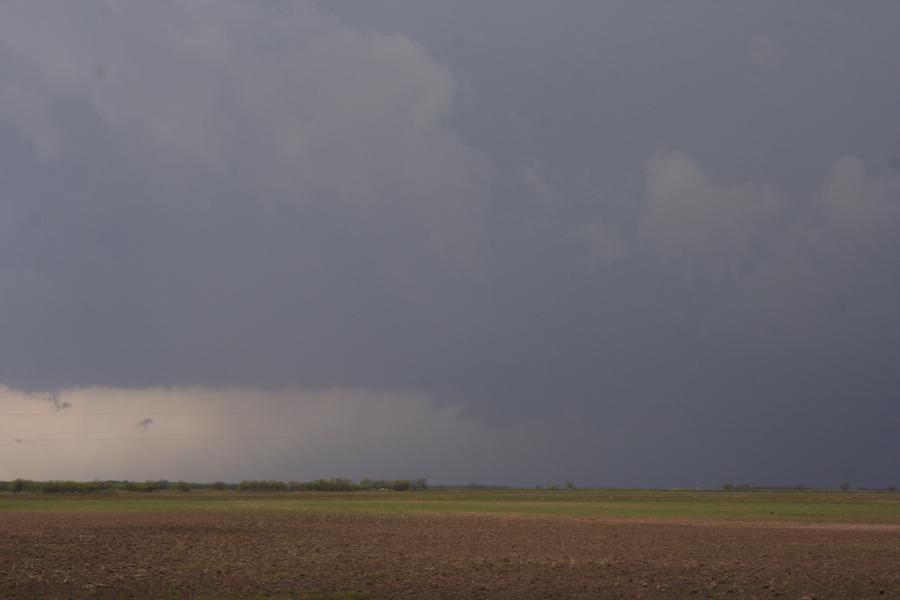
[0,1,898,487]
[749,35,782,70]
[0,0,492,391]
[0,1,490,268]
[640,150,788,274]
[711,156,900,342]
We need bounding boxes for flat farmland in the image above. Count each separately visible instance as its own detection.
[1,491,899,599]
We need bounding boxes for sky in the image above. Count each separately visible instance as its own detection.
[0,1,898,488]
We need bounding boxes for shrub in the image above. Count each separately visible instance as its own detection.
[11,479,31,493]
[238,480,288,492]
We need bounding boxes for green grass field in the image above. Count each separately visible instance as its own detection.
[2,489,898,523]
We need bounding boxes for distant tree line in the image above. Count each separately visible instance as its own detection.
[2,479,896,494]
[721,483,753,492]
[722,483,898,492]
[0,477,428,494]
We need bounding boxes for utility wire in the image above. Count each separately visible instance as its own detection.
[0,410,277,416]
[2,435,294,442]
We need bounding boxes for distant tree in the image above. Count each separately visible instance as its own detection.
[238,480,287,491]
[722,483,734,491]
[839,482,851,492]
[565,481,575,490]
[889,485,897,492]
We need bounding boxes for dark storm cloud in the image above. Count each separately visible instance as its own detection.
[0,1,898,486]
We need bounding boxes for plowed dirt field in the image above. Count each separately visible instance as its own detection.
[2,510,899,599]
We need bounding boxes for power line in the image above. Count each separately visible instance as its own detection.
[0,410,276,416]
[2,435,294,442]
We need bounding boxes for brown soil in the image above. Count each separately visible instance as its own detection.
[1,511,898,599]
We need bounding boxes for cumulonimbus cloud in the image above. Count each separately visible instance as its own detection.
[639,150,788,276]
[0,1,491,268]
[0,0,493,392]
[636,150,900,342]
